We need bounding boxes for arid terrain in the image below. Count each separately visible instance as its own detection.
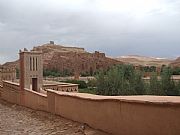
[170,57,180,67]
[0,99,108,135]
[114,55,172,67]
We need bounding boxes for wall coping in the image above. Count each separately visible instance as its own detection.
[43,84,58,87]
[24,88,47,97]
[3,81,20,86]
[58,84,79,87]
[43,83,78,87]
[47,89,180,106]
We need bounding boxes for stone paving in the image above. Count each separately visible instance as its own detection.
[0,99,109,135]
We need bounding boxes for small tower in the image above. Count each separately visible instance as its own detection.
[19,48,43,92]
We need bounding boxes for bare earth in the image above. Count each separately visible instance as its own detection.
[0,99,109,135]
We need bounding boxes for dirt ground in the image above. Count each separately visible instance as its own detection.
[0,99,110,135]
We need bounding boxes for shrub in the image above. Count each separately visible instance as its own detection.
[96,65,145,96]
[43,69,73,77]
[95,64,180,96]
[87,79,97,88]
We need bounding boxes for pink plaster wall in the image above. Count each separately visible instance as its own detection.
[1,81,47,112]
[1,81,180,135]
[1,81,21,104]
[48,91,180,135]
[24,89,47,112]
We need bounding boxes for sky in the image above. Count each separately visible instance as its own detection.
[0,0,180,64]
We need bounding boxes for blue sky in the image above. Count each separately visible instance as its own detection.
[0,0,180,64]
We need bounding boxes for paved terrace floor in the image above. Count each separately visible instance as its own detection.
[0,99,109,135]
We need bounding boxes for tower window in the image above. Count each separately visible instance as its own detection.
[33,57,35,71]
[36,57,38,71]
[30,57,32,71]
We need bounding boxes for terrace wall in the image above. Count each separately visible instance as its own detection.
[1,81,20,104]
[24,89,47,112]
[1,81,180,135]
[0,81,47,112]
[43,83,78,92]
[47,90,180,135]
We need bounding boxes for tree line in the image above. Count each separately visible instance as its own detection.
[95,65,180,96]
[43,69,73,77]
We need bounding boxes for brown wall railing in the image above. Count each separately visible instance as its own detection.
[1,81,47,111]
[0,81,180,135]
[1,81,21,104]
[47,90,180,135]
[24,88,47,112]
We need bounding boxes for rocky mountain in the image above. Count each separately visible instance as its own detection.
[32,42,122,75]
[114,55,172,67]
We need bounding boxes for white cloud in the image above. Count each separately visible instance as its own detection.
[0,0,180,63]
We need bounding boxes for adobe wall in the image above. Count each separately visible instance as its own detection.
[1,81,180,135]
[48,90,180,135]
[1,81,47,112]
[43,84,78,92]
[1,81,21,104]
[24,89,47,112]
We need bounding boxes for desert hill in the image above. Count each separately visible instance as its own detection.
[170,57,180,67]
[32,42,123,75]
[2,42,123,75]
[114,55,172,67]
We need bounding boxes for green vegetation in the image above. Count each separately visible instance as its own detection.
[43,65,180,96]
[79,87,96,94]
[172,67,180,75]
[141,66,156,72]
[87,79,97,88]
[43,69,73,77]
[96,65,145,95]
[95,65,180,96]
[149,73,163,95]
[160,67,179,96]
[80,71,91,77]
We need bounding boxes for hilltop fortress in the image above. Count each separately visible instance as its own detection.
[3,41,122,77]
[33,42,122,76]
